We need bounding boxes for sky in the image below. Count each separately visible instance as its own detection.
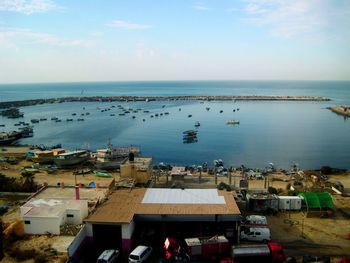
[0,0,349,83]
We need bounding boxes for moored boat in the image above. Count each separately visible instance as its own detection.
[226,120,240,125]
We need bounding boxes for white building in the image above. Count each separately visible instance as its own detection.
[21,198,88,235]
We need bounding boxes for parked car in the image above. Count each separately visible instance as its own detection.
[240,227,271,242]
[129,246,152,263]
[97,249,119,263]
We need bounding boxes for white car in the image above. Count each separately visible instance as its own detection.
[129,245,152,263]
[97,249,119,263]
[240,227,271,242]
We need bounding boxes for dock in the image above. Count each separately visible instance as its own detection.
[0,95,331,109]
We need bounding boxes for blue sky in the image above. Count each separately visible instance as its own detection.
[0,0,349,83]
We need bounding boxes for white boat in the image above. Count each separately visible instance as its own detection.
[93,145,140,170]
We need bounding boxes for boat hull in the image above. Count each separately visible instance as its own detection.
[54,156,89,167]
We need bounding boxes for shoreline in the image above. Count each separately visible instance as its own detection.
[0,95,330,109]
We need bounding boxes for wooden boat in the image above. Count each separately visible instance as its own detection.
[53,150,89,167]
[27,148,65,164]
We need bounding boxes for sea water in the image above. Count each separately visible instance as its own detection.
[0,81,349,169]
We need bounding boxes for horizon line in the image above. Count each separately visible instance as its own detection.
[1,79,350,85]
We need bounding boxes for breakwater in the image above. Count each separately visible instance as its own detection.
[328,105,350,117]
[0,95,330,109]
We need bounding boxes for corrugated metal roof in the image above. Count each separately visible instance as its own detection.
[142,189,225,204]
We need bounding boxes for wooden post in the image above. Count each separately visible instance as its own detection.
[229,170,232,185]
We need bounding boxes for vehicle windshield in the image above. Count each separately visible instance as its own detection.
[129,255,139,260]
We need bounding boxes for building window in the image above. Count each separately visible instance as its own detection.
[67,214,74,218]
[24,220,31,224]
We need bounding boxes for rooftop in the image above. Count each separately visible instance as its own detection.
[22,198,87,218]
[85,188,241,224]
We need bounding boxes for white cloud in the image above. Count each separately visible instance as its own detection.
[193,2,209,11]
[0,27,92,47]
[0,0,60,15]
[108,20,151,30]
[243,0,350,39]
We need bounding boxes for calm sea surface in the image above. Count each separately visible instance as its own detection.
[0,81,349,169]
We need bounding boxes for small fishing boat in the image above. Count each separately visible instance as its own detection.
[55,119,62,122]
[94,170,112,178]
[206,107,210,111]
[132,116,136,119]
[226,120,240,125]
[72,113,77,116]
[66,118,73,122]
[110,114,115,116]
[51,117,58,121]
[40,118,47,121]
[194,121,200,127]
[30,119,39,123]
[220,110,223,113]
[77,118,85,121]
[188,114,192,118]
[164,112,169,115]
[183,130,197,135]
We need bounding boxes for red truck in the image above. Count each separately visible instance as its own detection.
[164,235,230,262]
[221,242,286,263]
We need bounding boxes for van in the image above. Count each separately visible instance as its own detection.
[97,249,119,263]
[240,227,271,242]
[129,245,152,263]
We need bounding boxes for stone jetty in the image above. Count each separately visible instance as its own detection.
[328,105,350,117]
[0,95,330,109]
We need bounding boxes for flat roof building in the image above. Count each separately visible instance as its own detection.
[83,188,241,254]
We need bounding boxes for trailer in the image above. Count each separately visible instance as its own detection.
[221,242,286,263]
[278,196,302,210]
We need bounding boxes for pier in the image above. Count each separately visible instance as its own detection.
[0,95,330,109]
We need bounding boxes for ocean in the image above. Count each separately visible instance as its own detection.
[0,80,349,169]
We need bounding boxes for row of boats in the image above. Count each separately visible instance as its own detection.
[26,145,141,169]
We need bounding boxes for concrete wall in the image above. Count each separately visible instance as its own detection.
[120,163,152,183]
[121,221,135,253]
[66,209,82,225]
[66,201,88,225]
[121,220,135,239]
[23,216,61,235]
